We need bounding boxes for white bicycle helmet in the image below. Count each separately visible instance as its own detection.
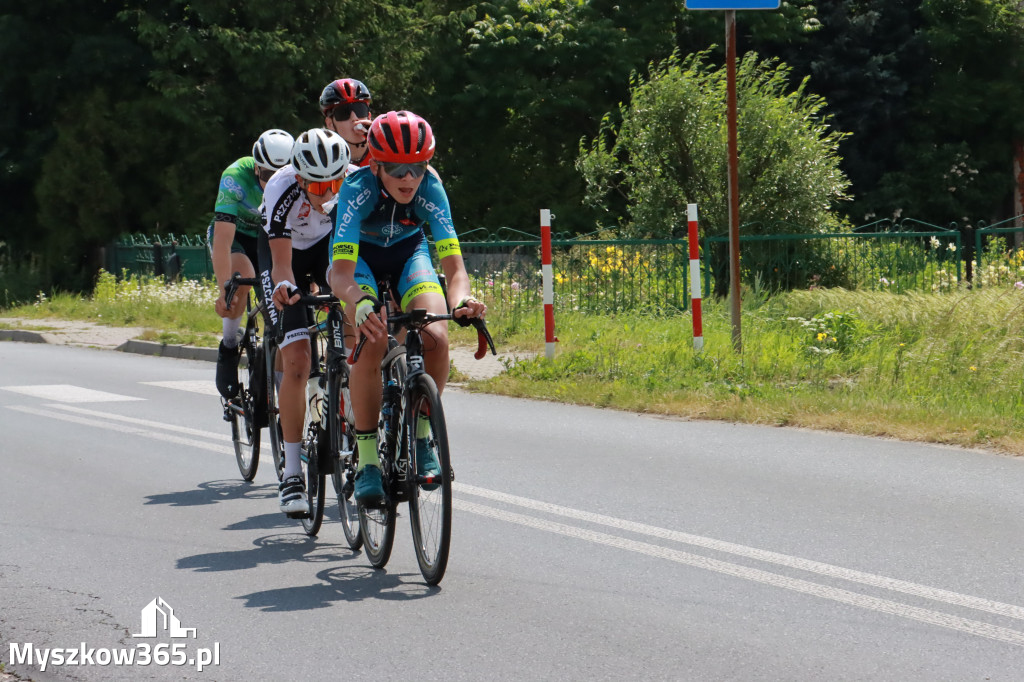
[252,129,294,170]
[291,128,351,182]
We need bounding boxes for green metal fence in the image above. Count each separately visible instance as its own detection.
[703,219,963,297]
[973,214,1024,287]
[455,228,691,315]
[105,214,1023,312]
[106,233,211,280]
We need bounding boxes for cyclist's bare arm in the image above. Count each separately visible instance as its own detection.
[439,253,486,320]
[268,237,300,309]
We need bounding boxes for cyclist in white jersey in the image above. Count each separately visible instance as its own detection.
[261,128,353,515]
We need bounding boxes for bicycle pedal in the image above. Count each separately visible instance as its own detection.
[285,510,311,519]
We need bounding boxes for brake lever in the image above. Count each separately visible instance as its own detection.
[471,319,496,359]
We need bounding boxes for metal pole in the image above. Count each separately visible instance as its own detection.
[687,204,704,352]
[540,209,558,360]
[725,9,742,352]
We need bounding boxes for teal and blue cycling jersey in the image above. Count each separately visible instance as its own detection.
[331,166,462,264]
[212,157,264,239]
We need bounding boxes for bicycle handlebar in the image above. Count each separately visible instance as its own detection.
[223,272,259,313]
[347,303,495,365]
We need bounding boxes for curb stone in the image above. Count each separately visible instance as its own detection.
[116,339,219,362]
[0,329,46,344]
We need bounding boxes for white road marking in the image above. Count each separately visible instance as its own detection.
[454,482,1024,622]
[7,405,229,454]
[141,380,221,396]
[1,384,143,403]
[49,403,230,441]
[455,499,1024,647]
[8,402,1024,646]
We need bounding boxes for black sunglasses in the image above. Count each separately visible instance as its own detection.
[331,102,370,121]
[256,166,275,182]
[379,162,428,179]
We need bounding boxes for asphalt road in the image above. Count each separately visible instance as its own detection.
[2,342,1024,681]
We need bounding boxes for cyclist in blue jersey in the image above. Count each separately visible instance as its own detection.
[211,129,294,399]
[327,111,486,503]
[319,78,373,168]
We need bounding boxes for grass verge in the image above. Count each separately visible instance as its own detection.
[7,271,1024,456]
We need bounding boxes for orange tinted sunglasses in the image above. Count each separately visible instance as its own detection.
[305,178,343,196]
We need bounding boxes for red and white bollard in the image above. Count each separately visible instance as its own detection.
[540,209,558,360]
[688,203,704,352]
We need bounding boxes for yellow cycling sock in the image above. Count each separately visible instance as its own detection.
[355,430,380,470]
[416,414,431,439]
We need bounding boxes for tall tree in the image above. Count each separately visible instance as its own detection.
[872,0,1024,225]
[579,51,851,290]
[0,0,150,287]
[754,0,927,224]
[420,0,681,236]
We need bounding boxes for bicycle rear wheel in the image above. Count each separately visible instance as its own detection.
[231,329,262,481]
[329,372,362,550]
[300,425,327,536]
[406,373,452,585]
[265,341,285,481]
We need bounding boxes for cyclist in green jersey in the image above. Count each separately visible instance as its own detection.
[211,129,294,399]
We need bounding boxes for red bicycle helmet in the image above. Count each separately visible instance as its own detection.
[319,78,371,115]
[367,111,435,163]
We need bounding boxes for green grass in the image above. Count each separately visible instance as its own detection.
[8,269,1024,456]
[5,270,222,346]
[460,283,1024,456]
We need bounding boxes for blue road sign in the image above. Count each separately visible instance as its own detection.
[685,0,780,8]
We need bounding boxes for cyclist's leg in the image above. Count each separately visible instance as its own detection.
[276,305,312,513]
[347,259,385,439]
[343,259,388,501]
[396,239,449,394]
[395,241,447,484]
[211,224,257,398]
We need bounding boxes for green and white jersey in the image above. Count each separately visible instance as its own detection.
[212,157,264,238]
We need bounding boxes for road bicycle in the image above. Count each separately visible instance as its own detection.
[225,275,359,539]
[222,274,273,481]
[349,283,495,584]
[279,290,361,543]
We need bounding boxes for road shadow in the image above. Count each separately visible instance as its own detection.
[143,479,276,507]
[235,564,438,611]
[222,511,295,532]
[176,533,351,573]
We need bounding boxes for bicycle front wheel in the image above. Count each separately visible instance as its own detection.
[406,373,452,585]
[232,331,262,481]
[301,425,327,537]
[329,371,362,550]
[265,341,285,481]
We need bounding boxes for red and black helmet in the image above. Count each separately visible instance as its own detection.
[318,78,371,115]
[367,111,435,163]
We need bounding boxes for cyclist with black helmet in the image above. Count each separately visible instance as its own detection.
[263,127,352,515]
[327,110,486,504]
[319,78,373,167]
[211,128,294,400]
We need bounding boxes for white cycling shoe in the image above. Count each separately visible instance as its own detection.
[278,475,310,515]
